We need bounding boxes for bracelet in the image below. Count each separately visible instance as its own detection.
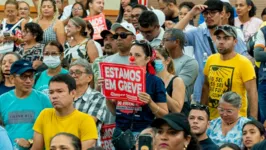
[153,105,160,115]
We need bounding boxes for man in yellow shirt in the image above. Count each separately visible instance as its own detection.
[201,25,258,120]
[31,74,98,150]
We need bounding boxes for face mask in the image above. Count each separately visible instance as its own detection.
[154,60,164,73]
[43,56,61,69]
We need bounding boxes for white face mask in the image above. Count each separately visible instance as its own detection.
[43,56,61,69]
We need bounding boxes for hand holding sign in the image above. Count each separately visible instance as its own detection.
[138,92,152,104]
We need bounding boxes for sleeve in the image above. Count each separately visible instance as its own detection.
[153,78,167,103]
[203,56,212,76]
[0,128,13,150]
[60,5,72,21]
[184,29,198,46]
[178,58,199,87]
[33,109,46,134]
[87,93,106,122]
[235,36,248,56]
[241,58,256,82]
[80,115,98,141]
[254,30,266,61]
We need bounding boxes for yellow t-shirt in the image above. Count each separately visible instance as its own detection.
[33,108,98,149]
[204,53,256,120]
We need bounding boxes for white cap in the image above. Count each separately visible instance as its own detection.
[150,8,166,27]
[111,22,136,35]
[221,0,230,3]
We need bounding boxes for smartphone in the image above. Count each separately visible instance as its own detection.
[138,134,153,150]
[3,32,10,37]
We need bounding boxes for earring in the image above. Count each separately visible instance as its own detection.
[183,144,187,150]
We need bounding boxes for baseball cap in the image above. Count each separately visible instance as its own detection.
[203,0,224,13]
[10,59,35,75]
[111,22,136,35]
[151,113,190,134]
[214,25,237,38]
[100,29,114,39]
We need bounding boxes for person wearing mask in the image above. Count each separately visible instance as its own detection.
[31,74,98,150]
[137,10,164,47]
[235,0,263,42]
[34,41,68,95]
[0,52,21,95]
[32,0,66,46]
[69,59,107,146]
[151,113,201,150]
[188,104,219,150]
[207,92,250,147]
[18,1,32,23]
[154,46,187,114]
[201,25,257,120]
[162,28,198,105]
[0,59,52,149]
[15,22,44,70]
[64,17,99,64]
[168,0,247,104]
[63,2,87,26]
[0,126,13,149]
[116,0,138,23]
[131,4,147,31]
[242,120,265,150]
[50,133,82,150]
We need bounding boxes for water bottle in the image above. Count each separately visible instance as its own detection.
[203,52,208,67]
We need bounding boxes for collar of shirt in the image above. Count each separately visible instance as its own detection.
[74,86,92,102]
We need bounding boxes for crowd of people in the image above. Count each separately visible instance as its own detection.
[0,0,266,149]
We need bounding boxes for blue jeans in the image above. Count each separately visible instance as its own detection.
[258,80,266,123]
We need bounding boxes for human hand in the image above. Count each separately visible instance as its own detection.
[15,138,31,148]
[138,92,152,104]
[164,20,175,29]
[190,5,208,16]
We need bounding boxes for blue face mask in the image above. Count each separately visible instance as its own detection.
[154,60,164,73]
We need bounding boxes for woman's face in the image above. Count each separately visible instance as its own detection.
[89,0,104,14]
[155,51,168,70]
[66,21,80,37]
[129,45,150,67]
[235,0,251,17]
[262,15,266,22]
[121,0,130,9]
[50,135,76,150]
[124,5,132,22]
[43,45,62,61]
[4,4,18,19]
[41,1,55,17]
[218,101,240,124]
[243,124,264,149]
[72,4,84,17]
[18,2,30,19]
[155,124,191,150]
[1,54,19,78]
[22,28,35,42]
[179,7,189,20]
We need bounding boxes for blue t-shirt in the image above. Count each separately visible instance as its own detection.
[115,73,166,132]
[0,89,52,148]
[0,126,13,150]
[34,68,68,95]
[0,82,14,96]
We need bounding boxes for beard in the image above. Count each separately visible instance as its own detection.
[218,48,232,55]
[207,24,218,29]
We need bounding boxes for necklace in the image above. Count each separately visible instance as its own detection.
[224,117,240,126]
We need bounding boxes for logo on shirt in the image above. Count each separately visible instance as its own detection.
[8,110,35,124]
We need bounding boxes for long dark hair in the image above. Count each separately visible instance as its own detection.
[70,2,87,18]
[116,0,138,23]
[245,0,256,17]
[223,2,234,26]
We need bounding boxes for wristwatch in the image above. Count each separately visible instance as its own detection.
[28,139,33,147]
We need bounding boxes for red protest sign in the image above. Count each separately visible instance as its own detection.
[84,13,107,40]
[101,123,116,150]
[99,62,146,104]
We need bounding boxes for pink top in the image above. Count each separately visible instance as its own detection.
[235,17,263,42]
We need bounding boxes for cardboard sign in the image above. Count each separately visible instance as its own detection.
[99,62,146,104]
[101,124,116,150]
[84,13,107,40]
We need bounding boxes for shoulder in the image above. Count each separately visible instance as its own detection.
[173,76,184,85]
[0,90,14,99]
[208,53,220,60]
[238,117,250,125]
[40,108,54,115]
[236,54,252,64]
[251,17,263,24]
[55,20,64,26]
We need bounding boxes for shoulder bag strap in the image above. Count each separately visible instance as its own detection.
[207,36,216,54]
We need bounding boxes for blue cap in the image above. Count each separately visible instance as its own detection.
[10,60,35,75]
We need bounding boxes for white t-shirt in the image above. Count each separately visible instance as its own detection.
[60,4,90,21]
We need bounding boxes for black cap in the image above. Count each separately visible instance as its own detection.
[100,30,114,39]
[10,59,35,75]
[151,113,190,134]
[214,25,237,38]
[203,0,224,13]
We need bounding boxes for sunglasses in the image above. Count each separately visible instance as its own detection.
[113,32,133,39]
[190,103,210,117]
[216,25,237,36]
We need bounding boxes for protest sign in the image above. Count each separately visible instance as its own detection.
[99,62,146,104]
[101,124,116,150]
[84,13,107,40]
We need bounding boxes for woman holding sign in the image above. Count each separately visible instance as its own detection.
[101,40,168,150]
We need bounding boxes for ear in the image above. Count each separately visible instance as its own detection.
[248,5,252,12]
[207,120,210,128]
[261,135,265,141]
[165,57,171,65]
[86,74,93,84]
[184,135,191,148]
[226,12,231,19]
[70,89,76,100]
[145,56,151,64]
[220,11,225,19]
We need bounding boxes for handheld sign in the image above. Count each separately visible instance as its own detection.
[101,124,116,150]
[99,62,146,104]
[84,13,107,40]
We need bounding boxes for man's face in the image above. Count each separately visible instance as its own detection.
[162,33,176,51]
[12,71,34,93]
[188,109,209,136]
[49,82,76,110]
[215,32,237,55]
[138,25,160,42]
[103,33,118,55]
[69,65,92,86]
[89,0,104,15]
[131,8,143,29]
[115,27,135,53]
[158,0,174,20]
[203,10,223,29]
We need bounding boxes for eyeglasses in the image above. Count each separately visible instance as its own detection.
[72,7,83,11]
[15,74,34,81]
[202,10,219,18]
[113,32,133,39]
[69,70,87,76]
[43,52,61,57]
[217,107,235,115]
[162,37,176,43]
